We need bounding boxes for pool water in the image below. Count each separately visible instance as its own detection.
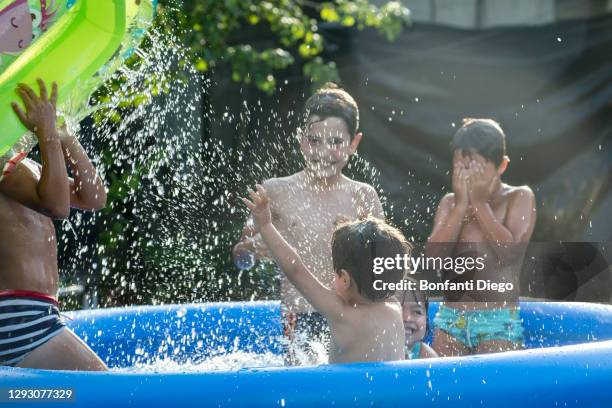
[116,351,284,372]
[116,335,328,372]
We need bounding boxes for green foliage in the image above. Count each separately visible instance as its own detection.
[91,0,411,271]
[158,0,410,92]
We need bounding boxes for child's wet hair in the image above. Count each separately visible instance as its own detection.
[451,118,506,166]
[398,279,428,309]
[303,82,359,137]
[331,217,411,302]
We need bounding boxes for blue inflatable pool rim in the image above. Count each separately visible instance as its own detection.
[1,301,611,408]
[61,300,612,368]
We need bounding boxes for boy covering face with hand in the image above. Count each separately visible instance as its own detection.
[429,118,536,356]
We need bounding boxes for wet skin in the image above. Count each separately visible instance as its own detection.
[0,80,107,370]
[427,150,536,308]
[243,185,405,364]
[0,81,107,295]
[428,149,536,356]
[234,116,384,313]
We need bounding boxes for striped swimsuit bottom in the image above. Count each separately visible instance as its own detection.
[0,290,66,366]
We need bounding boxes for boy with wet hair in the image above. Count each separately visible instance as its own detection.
[233,83,383,363]
[429,118,536,356]
[0,80,107,370]
[243,187,406,363]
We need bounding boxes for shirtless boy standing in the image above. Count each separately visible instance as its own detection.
[243,185,405,364]
[428,118,536,356]
[0,80,107,370]
[233,83,383,363]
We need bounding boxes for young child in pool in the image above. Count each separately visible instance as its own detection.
[397,282,437,359]
[0,79,107,370]
[233,83,384,363]
[242,187,406,364]
[428,118,536,356]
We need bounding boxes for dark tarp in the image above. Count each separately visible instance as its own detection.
[204,15,612,302]
[56,13,612,304]
[333,15,612,241]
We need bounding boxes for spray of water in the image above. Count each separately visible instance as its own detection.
[55,7,401,369]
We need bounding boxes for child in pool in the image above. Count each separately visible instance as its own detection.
[428,118,536,356]
[0,79,107,370]
[233,83,384,364]
[242,187,406,364]
[397,282,437,359]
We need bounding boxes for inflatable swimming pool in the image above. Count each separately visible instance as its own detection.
[1,301,612,407]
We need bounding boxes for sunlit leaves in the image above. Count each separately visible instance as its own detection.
[195,58,209,72]
[321,0,410,40]
[158,0,410,93]
[303,57,340,87]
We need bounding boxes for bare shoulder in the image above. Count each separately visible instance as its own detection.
[355,180,378,196]
[0,158,39,191]
[343,177,379,200]
[420,342,439,359]
[338,298,398,327]
[509,184,535,198]
[342,176,372,191]
[262,175,293,197]
[504,184,535,206]
[0,158,47,216]
[261,175,304,216]
[344,177,384,217]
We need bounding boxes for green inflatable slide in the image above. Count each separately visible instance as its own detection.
[0,0,155,160]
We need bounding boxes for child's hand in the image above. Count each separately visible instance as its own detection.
[241,184,272,230]
[466,159,497,205]
[12,79,58,141]
[247,233,272,258]
[452,161,469,209]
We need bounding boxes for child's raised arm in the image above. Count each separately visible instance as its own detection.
[57,125,107,211]
[467,156,536,244]
[2,80,70,219]
[427,162,469,257]
[242,184,344,320]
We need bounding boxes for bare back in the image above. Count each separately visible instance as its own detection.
[265,171,383,313]
[329,300,404,363]
[0,160,59,295]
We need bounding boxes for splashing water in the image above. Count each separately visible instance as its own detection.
[56,4,391,368]
[118,351,284,373]
[115,336,329,372]
[58,12,387,309]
